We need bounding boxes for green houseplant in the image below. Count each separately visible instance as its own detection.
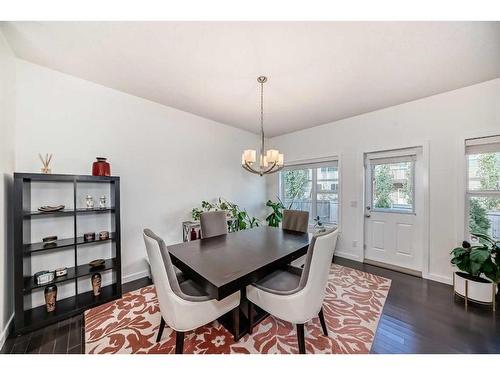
[265,198,285,227]
[450,233,500,283]
[191,198,259,231]
[450,232,499,307]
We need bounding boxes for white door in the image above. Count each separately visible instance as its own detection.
[364,148,423,272]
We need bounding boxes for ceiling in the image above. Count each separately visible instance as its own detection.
[2,21,500,137]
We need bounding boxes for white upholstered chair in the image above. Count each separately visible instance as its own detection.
[246,227,339,354]
[143,228,240,353]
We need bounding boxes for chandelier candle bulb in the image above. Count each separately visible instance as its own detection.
[243,149,256,164]
[278,153,284,166]
[260,155,268,167]
[266,149,279,163]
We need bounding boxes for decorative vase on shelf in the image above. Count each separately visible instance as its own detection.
[44,285,57,312]
[91,273,102,296]
[190,228,197,241]
[92,157,111,176]
[86,195,94,209]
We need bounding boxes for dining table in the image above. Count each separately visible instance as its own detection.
[167,225,310,341]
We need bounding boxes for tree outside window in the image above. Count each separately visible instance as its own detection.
[468,152,500,238]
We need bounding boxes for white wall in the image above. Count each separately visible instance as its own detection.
[15,60,267,293]
[0,31,16,348]
[268,79,500,284]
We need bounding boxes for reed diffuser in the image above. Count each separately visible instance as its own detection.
[38,153,53,174]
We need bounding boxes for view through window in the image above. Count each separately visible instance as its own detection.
[466,136,500,240]
[280,162,338,225]
[371,160,414,212]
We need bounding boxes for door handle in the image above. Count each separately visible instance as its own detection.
[365,206,371,217]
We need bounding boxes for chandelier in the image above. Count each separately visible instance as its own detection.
[241,76,284,176]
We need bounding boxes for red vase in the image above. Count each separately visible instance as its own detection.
[92,157,111,176]
[190,228,197,241]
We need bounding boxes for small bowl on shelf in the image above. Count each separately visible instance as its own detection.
[89,259,105,269]
[83,232,96,242]
[55,267,68,277]
[38,205,65,212]
[42,235,58,247]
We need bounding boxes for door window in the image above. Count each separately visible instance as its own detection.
[369,158,415,213]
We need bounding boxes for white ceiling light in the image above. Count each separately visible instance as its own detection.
[242,76,284,176]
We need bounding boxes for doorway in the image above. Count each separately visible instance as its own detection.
[364,147,424,274]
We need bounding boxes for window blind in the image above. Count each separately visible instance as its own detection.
[465,135,500,155]
[283,160,338,171]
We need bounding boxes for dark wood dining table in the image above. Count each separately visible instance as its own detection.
[167,226,310,341]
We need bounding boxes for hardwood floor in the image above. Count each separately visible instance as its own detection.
[1,258,499,354]
[335,257,500,354]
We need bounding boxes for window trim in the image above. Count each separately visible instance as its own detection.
[464,137,500,241]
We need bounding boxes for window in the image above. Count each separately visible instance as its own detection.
[367,156,415,213]
[465,136,500,240]
[280,161,339,225]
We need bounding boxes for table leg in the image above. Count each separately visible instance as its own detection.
[218,288,268,341]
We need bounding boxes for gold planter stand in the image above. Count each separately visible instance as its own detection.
[453,273,496,312]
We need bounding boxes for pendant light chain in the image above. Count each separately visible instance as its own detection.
[260,79,265,156]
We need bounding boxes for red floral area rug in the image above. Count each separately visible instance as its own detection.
[84,264,391,354]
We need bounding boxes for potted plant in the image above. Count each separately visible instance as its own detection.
[191,198,259,231]
[450,233,499,308]
[265,198,285,227]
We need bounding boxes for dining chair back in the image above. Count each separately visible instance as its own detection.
[297,227,339,317]
[200,211,228,238]
[245,227,339,353]
[282,209,309,233]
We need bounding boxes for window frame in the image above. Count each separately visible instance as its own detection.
[464,136,500,241]
[279,159,340,227]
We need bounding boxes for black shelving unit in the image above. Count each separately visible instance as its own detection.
[13,173,122,335]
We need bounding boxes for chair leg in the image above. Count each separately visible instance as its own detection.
[175,330,185,354]
[247,300,254,335]
[296,324,305,354]
[156,316,165,342]
[318,307,328,337]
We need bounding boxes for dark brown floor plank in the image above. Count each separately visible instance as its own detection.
[53,319,71,354]
[10,333,32,354]
[0,335,15,354]
[38,321,60,354]
[67,316,82,351]
[25,327,45,354]
[68,344,81,354]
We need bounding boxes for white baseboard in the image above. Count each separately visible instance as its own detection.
[334,251,361,262]
[0,313,14,351]
[335,251,454,286]
[425,273,453,285]
[122,269,150,284]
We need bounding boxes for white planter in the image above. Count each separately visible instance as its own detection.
[453,272,497,307]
